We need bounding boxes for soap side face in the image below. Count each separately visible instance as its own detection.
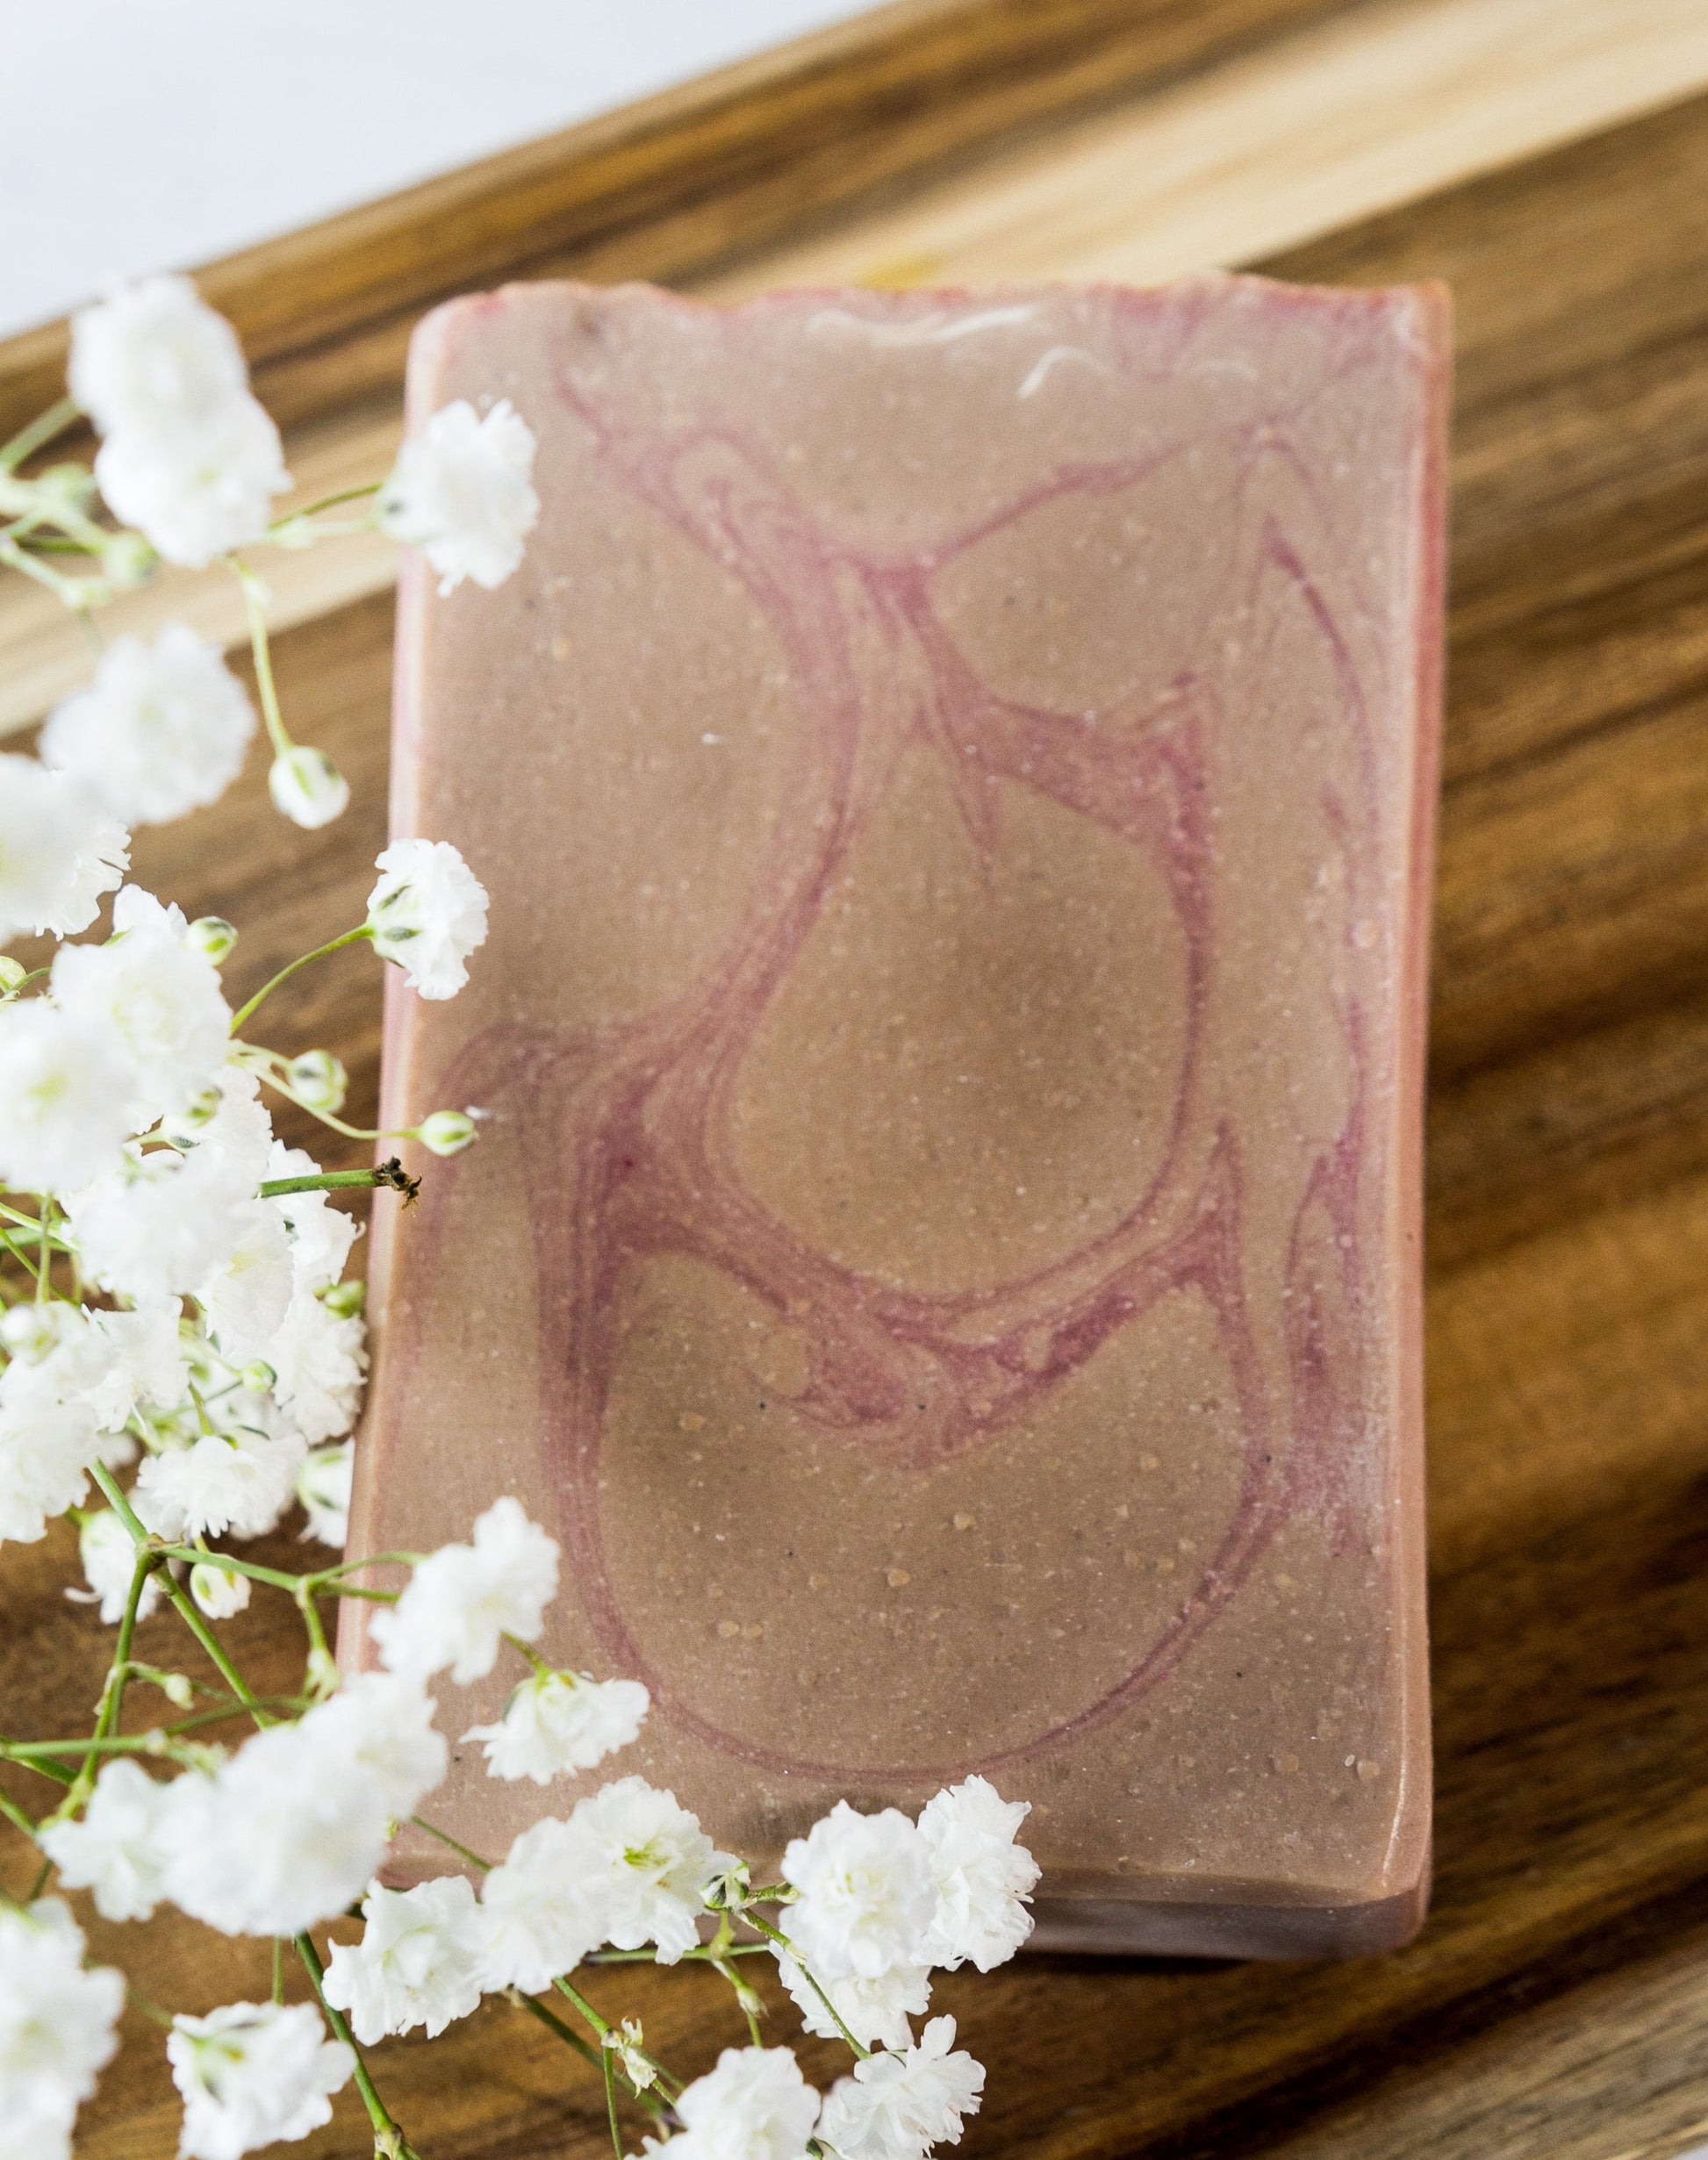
[348,275,1447,1956]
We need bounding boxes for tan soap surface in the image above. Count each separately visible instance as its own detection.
[345,275,1447,1957]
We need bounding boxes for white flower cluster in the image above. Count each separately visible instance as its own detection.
[70,276,291,569]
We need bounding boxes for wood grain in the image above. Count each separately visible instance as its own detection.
[9,24,1708,2160]
[7,0,1708,736]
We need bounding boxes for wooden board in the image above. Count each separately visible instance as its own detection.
[6,2,1708,2156]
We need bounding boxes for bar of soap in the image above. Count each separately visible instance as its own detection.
[346,275,1448,1958]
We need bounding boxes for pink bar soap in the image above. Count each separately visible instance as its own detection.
[346,275,1448,1958]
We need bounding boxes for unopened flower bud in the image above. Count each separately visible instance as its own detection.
[102,530,156,589]
[305,1646,339,1700]
[161,1085,221,1143]
[0,955,26,994]
[286,1047,347,1116]
[160,1671,195,1708]
[322,1277,365,1318]
[269,744,350,829]
[415,1109,479,1157]
[702,1858,751,1912]
[189,1561,251,1619]
[240,1360,276,1394]
[185,915,237,964]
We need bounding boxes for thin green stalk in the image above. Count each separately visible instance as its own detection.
[602,2034,624,2160]
[745,1916,870,2059]
[0,395,81,473]
[0,1784,38,1841]
[408,1814,492,1873]
[226,925,371,1034]
[268,482,381,527]
[258,1165,413,1201]
[233,559,291,757]
[273,1938,284,2007]
[553,1977,683,2101]
[296,1933,417,2159]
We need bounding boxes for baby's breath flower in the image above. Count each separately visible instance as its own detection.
[323,1876,484,2043]
[782,1803,937,1984]
[815,2016,984,2160]
[558,1776,733,1965]
[463,1668,649,1784]
[666,2045,821,2160]
[71,276,290,568]
[0,1897,124,2160]
[473,1815,606,1995]
[366,837,489,1001]
[133,1425,305,1545]
[167,2001,353,2160]
[371,1495,557,1684]
[39,627,255,827]
[0,755,129,948]
[68,1507,161,1625]
[378,397,539,593]
[772,1949,929,2054]
[268,745,349,830]
[38,1758,176,1922]
[0,1001,133,1194]
[916,1777,1038,1973]
[52,885,231,1127]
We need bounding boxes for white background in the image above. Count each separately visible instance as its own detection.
[0,0,877,339]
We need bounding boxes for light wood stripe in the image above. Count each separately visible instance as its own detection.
[4,0,1705,736]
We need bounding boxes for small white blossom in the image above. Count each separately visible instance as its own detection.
[0,1396,103,1545]
[39,1758,176,1921]
[70,1506,162,1625]
[366,838,489,1001]
[268,745,349,829]
[296,1439,353,1544]
[560,1776,730,1964]
[782,1805,937,1984]
[773,1950,929,2054]
[72,277,289,569]
[0,1001,139,1193]
[266,1288,366,1445]
[39,627,255,826]
[197,1200,295,1362]
[162,1676,443,1936]
[307,1670,448,1821]
[52,885,231,1125]
[0,754,129,944]
[0,1898,124,2160]
[190,1559,252,1618]
[474,1813,606,1993]
[69,1073,276,1305]
[168,2001,353,2160]
[72,276,253,453]
[463,1669,649,1784]
[667,2045,820,2160]
[916,1777,1038,1972]
[323,1875,484,2043]
[133,1425,305,1543]
[816,2017,984,2160]
[378,398,539,593]
[372,1495,557,1683]
[265,1143,359,1293]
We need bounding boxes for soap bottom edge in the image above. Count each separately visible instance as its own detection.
[1025,1855,1432,1963]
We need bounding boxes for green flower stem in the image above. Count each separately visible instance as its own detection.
[0,533,101,607]
[553,1977,683,2101]
[226,926,373,1036]
[232,558,292,757]
[296,1931,419,2160]
[268,482,382,527]
[408,1814,492,1874]
[743,1916,869,2060]
[602,2034,624,2160]
[506,1986,639,2091]
[259,1159,420,1204]
[0,395,81,473]
[91,1466,272,1730]
[0,1784,39,1841]
[582,1942,770,1966]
